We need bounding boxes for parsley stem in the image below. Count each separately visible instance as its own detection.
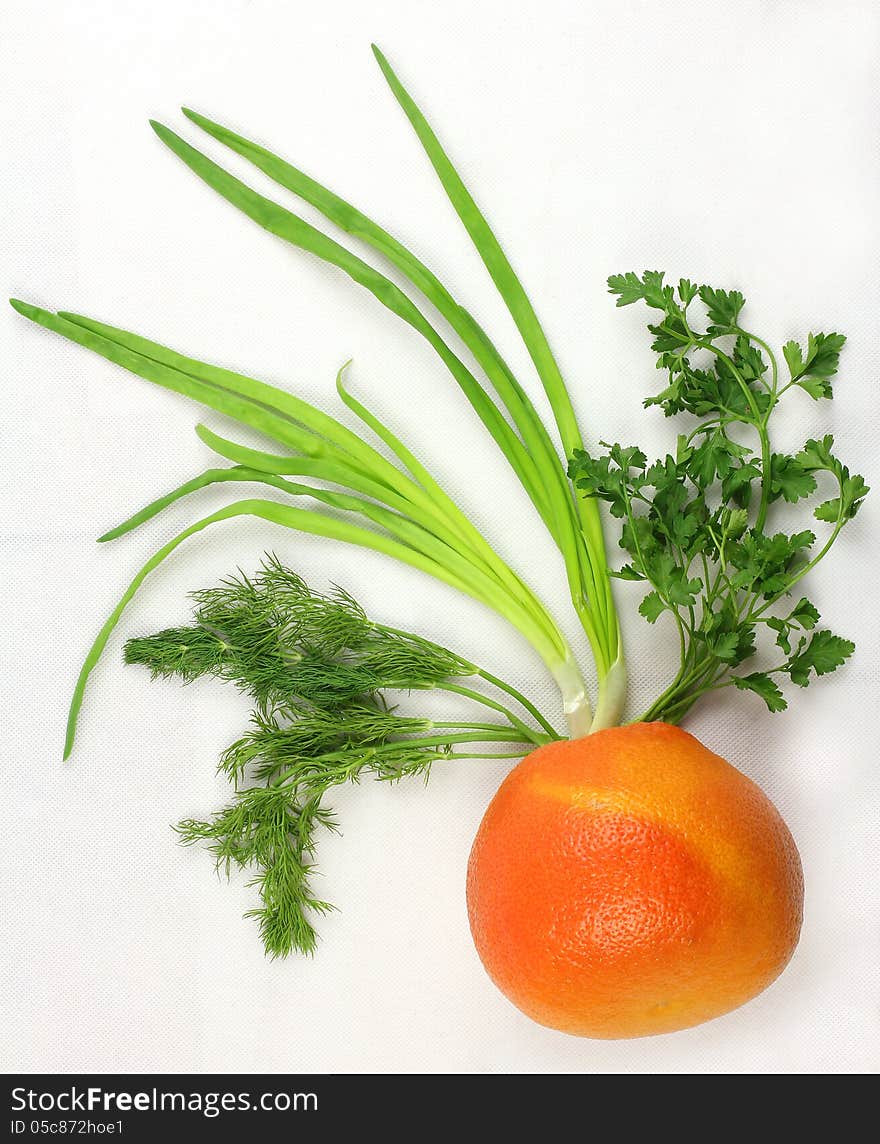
[695,342,761,421]
[749,512,846,621]
[634,654,717,723]
[736,328,779,394]
[696,337,774,531]
[755,424,772,532]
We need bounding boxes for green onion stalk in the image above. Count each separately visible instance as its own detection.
[11,45,626,753]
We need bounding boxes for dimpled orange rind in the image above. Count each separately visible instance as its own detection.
[466,722,803,1038]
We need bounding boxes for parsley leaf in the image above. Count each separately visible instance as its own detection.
[795,436,869,520]
[608,270,674,310]
[784,332,846,398]
[790,598,820,629]
[797,434,837,471]
[786,630,855,686]
[639,592,666,622]
[732,673,788,712]
[795,374,833,400]
[577,271,866,724]
[782,340,804,378]
[610,563,646,581]
[698,284,745,328]
[814,472,870,522]
[770,454,817,503]
[733,335,766,382]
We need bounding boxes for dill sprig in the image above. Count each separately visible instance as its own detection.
[219,702,437,784]
[125,552,477,707]
[126,555,559,957]
[177,785,338,957]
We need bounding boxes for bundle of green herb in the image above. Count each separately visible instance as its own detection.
[124,554,555,955]
[9,47,865,977]
[570,274,865,721]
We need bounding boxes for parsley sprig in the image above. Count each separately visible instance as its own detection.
[570,273,867,720]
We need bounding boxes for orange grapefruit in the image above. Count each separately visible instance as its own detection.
[466,722,803,1038]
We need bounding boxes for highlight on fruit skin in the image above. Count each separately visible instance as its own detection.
[466,723,803,1039]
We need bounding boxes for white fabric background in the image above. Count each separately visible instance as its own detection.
[2,0,878,1074]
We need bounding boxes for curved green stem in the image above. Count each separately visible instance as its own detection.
[332,378,557,622]
[475,668,560,740]
[430,681,549,745]
[695,338,773,531]
[750,517,846,620]
[633,654,717,724]
[446,751,528,760]
[755,425,773,532]
[63,498,581,759]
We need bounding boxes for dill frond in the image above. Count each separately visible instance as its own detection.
[130,555,559,956]
[125,553,478,709]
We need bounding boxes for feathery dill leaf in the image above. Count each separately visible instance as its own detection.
[219,702,435,784]
[128,554,559,956]
[125,552,476,708]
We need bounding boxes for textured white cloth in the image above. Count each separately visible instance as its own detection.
[2,0,878,1074]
